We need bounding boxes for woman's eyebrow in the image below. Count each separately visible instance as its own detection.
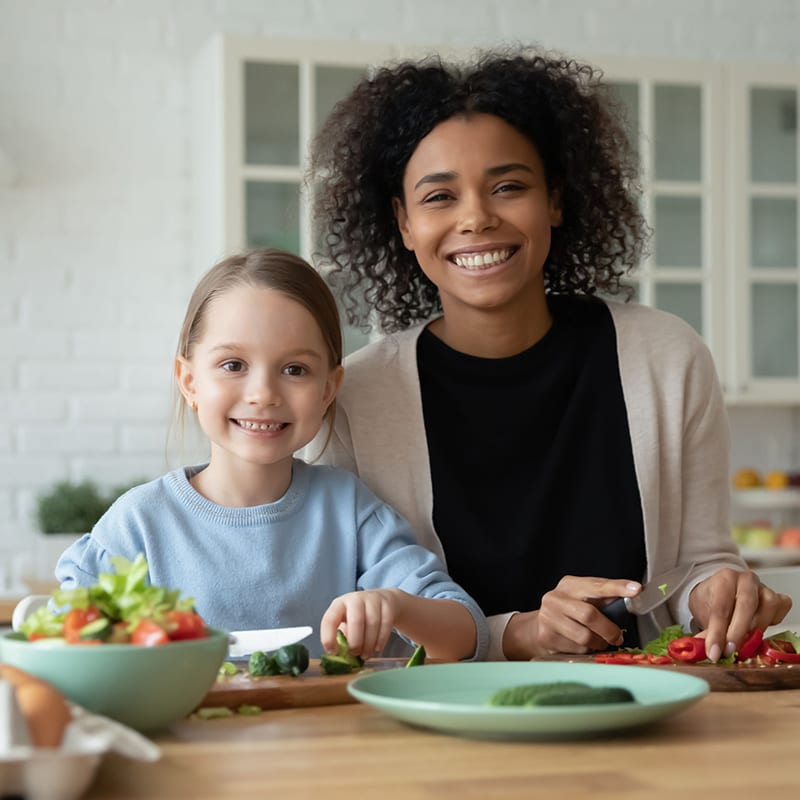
[413,162,535,190]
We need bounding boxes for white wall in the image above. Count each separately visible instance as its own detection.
[2,0,800,573]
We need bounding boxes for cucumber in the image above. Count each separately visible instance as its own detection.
[405,644,426,668]
[533,686,636,706]
[488,681,589,706]
[319,654,360,675]
[78,617,112,641]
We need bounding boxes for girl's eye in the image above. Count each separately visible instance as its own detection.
[221,360,245,373]
[283,364,307,377]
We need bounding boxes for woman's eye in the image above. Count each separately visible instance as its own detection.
[283,365,307,377]
[221,360,245,373]
[495,182,524,194]
[422,192,452,204]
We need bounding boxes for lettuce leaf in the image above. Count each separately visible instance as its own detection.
[641,623,687,656]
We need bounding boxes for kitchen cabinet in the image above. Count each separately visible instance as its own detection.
[192,38,800,387]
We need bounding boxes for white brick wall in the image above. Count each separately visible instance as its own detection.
[1,0,800,574]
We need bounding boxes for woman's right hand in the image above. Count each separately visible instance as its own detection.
[502,575,643,660]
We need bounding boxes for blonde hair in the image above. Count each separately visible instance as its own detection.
[170,248,343,459]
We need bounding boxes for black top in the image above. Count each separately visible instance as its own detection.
[417,296,646,647]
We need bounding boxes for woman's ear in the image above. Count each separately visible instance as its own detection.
[323,365,345,410]
[174,356,196,408]
[392,196,415,251]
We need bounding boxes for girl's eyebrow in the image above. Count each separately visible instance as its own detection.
[207,343,325,361]
[413,163,534,190]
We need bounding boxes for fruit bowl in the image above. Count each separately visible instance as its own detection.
[0,628,228,733]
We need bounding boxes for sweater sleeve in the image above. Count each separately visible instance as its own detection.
[354,500,489,661]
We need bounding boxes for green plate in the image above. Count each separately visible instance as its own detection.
[347,661,709,739]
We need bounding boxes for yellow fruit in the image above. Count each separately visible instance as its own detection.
[733,468,762,489]
[764,470,789,490]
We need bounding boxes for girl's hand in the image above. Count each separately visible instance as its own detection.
[503,576,642,659]
[689,568,792,661]
[320,589,403,659]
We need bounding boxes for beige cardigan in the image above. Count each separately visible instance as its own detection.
[307,301,745,658]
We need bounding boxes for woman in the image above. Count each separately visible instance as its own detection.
[305,48,792,660]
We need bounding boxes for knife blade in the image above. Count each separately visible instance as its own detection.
[228,626,313,659]
[601,562,696,628]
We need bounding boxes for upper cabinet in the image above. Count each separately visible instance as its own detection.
[193,38,800,399]
[728,66,800,403]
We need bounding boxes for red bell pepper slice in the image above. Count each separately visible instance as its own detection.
[762,646,800,663]
[736,629,764,662]
[667,636,707,662]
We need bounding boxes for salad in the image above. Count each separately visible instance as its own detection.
[19,554,208,646]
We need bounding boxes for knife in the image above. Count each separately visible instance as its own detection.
[228,626,313,660]
[600,563,696,629]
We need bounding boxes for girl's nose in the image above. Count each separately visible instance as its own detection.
[246,372,281,406]
[458,193,499,234]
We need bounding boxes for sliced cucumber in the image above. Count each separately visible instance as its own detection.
[78,617,113,641]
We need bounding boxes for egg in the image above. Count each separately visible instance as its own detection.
[0,664,71,748]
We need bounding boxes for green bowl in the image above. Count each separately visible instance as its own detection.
[0,628,229,733]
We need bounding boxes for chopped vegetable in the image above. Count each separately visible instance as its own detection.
[534,686,635,706]
[218,661,238,678]
[248,650,282,677]
[320,630,364,675]
[274,644,310,677]
[667,636,707,662]
[658,583,668,596]
[735,629,764,662]
[642,623,685,656]
[405,644,426,668]
[488,682,589,706]
[195,707,234,720]
[236,704,262,716]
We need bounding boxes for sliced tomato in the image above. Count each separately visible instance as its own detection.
[163,610,207,641]
[62,605,103,644]
[735,629,764,662]
[667,636,707,662]
[131,619,169,646]
[646,654,673,665]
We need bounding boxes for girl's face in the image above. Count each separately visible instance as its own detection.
[393,113,562,321]
[176,285,343,475]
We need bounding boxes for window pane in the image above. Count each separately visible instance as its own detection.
[751,197,797,268]
[245,181,300,253]
[654,196,702,267]
[654,282,703,335]
[244,62,299,165]
[314,65,367,134]
[606,81,639,159]
[751,283,798,378]
[654,84,701,181]
[751,88,797,183]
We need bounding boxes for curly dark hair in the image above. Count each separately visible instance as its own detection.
[308,46,648,334]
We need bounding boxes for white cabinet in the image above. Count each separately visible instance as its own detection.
[192,38,800,391]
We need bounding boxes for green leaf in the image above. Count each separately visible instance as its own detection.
[642,623,686,656]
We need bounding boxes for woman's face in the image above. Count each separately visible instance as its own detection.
[393,113,562,321]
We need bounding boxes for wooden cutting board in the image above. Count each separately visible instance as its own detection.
[532,654,800,691]
[198,658,411,711]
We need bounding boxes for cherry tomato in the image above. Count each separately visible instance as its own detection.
[62,606,102,644]
[131,619,169,646]
[163,610,208,641]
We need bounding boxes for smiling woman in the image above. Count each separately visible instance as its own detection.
[306,46,793,664]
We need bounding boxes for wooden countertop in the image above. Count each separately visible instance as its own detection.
[86,688,800,799]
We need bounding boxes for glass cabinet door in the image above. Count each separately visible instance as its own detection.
[732,72,800,398]
[606,69,721,368]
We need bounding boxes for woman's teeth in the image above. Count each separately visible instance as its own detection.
[452,248,513,270]
[237,420,285,431]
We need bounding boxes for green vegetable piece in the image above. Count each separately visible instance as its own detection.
[319,654,360,675]
[766,630,800,654]
[533,686,636,706]
[274,643,310,677]
[195,707,235,720]
[248,650,281,677]
[237,704,263,716]
[218,661,238,678]
[641,623,686,656]
[658,583,668,596]
[405,644,426,668]
[78,617,112,641]
[488,681,589,707]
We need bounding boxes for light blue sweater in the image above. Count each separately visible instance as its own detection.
[55,459,488,659]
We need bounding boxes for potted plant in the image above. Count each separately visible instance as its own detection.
[30,479,141,587]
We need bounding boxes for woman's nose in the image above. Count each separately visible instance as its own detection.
[458,193,499,233]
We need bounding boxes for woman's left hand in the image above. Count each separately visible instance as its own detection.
[689,568,793,661]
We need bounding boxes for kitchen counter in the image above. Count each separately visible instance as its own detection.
[85,688,800,799]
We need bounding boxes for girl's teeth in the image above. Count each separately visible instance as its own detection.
[453,249,512,269]
[238,420,283,431]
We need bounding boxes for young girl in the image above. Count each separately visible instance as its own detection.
[306,47,792,661]
[55,248,488,661]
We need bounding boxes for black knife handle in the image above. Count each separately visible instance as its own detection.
[600,597,635,631]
